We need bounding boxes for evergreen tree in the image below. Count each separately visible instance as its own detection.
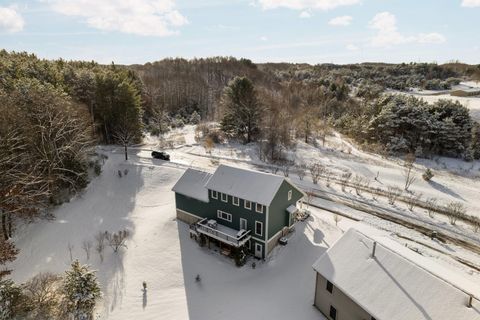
[220,76,263,143]
[0,239,18,278]
[469,122,480,160]
[0,279,24,320]
[62,260,100,320]
[94,70,143,144]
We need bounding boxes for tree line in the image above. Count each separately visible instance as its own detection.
[0,51,143,274]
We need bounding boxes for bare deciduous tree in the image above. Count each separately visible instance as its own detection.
[281,164,291,177]
[386,186,402,205]
[472,216,480,233]
[304,191,314,209]
[95,231,107,262]
[67,243,74,262]
[309,162,325,185]
[324,169,332,187]
[106,229,130,253]
[352,175,365,196]
[296,165,306,181]
[0,131,50,241]
[82,240,92,261]
[445,201,466,225]
[340,171,352,192]
[406,192,422,211]
[425,197,437,218]
[22,272,62,319]
[114,125,136,161]
[402,153,417,191]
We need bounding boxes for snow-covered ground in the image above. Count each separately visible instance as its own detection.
[9,124,480,319]
[176,127,480,218]
[390,85,480,122]
[10,148,343,320]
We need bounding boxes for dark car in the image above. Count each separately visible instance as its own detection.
[151,151,170,161]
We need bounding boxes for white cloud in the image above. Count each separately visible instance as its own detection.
[45,0,188,36]
[256,0,360,11]
[0,6,24,33]
[346,44,359,51]
[328,15,352,26]
[462,0,480,7]
[417,33,446,44]
[369,12,445,47]
[260,36,268,41]
[299,10,312,18]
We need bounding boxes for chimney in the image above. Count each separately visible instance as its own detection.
[467,295,473,308]
[372,242,377,258]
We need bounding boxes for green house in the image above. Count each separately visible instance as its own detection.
[172,164,304,259]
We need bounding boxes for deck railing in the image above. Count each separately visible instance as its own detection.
[194,218,251,247]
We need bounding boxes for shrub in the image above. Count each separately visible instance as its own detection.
[422,168,434,181]
[207,129,224,144]
[445,201,467,225]
[93,162,102,176]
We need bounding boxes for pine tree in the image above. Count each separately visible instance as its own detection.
[62,260,101,320]
[470,122,480,160]
[220,76,263,143]
[0,279,23,320]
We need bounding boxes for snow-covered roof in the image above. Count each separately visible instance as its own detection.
[312,228,480,320]
[205,165,296,206]
[171,168,212,202]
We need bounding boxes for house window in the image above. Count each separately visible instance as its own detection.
[217,210,232,222]
[329,306,337,320]
[288,190,292,201]
[326,281,333,293]
[244,200,252,210]
[221,193,228,203]
[233,196,239,206]
[211,190,218,199]
[255,221,263,236]
[255,203,264,213]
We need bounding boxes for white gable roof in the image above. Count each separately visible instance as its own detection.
[171,168,212,202]
[205,165,288,206]
[312,228,480,320]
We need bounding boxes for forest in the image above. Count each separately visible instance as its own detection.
[1,51,480,318]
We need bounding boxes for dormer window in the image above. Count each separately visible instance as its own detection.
[233,196,239,206]
[255,203,264,213]
[211,190,218,199]
[221,193,228,202]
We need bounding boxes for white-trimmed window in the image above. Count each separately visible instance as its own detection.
[288,190,292,201]
[255,221,263,236]
[221,193,228,203]
[244,200,252,210]
[217,210,232,222]
[211,190,218,199]
[255,203,264,213]
[233,196,239,206]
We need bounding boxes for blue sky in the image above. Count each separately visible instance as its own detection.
[0,0,479,65]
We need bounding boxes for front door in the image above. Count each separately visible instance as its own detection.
[255,243,263,258]
[240,218,247,230]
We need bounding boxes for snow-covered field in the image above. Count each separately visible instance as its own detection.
[10,148,340,320]
[9,124,480,319]
[175,126,480,219]
[391,84,480,122]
